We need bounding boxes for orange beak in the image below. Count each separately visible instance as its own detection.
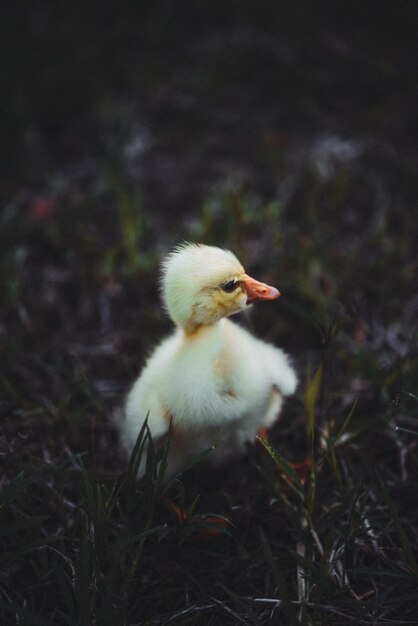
[243,274,281,304]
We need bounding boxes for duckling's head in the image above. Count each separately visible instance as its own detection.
[161,243,280,331]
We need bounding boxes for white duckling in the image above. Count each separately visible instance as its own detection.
[123,243,297,478]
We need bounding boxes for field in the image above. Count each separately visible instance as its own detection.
[1,3,418,624]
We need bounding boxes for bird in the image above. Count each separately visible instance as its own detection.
[122,242,297,480]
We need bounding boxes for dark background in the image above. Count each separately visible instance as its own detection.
[2,1,418,200]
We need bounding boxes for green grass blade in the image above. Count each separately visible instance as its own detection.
[126,414,150,482]
[257,435,304,500]
[304,363,323,438]
[334,397,358,444]
[169,446,215,484]
[79,458,96,515]
[75,526,93,623]
[259,528,299,626]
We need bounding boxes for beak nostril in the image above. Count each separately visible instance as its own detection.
[243,274,280,301]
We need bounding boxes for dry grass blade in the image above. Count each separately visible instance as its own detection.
[375,471,418,581]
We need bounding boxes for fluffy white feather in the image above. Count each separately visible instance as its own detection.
[123,243,297,478]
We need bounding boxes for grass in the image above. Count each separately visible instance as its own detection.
[1,164,418,624]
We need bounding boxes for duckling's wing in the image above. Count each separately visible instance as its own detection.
[228,320,297,397]
[265,344,298,397]
[123,332,180,452]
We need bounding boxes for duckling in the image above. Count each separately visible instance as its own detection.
[123,243,297,479]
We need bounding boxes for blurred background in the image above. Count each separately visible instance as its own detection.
[3,1,418,207]
[1,0,417,403]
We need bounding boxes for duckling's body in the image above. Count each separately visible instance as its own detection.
[123,243,297,478]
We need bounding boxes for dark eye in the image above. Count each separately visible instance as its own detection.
[221,279,240,293]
